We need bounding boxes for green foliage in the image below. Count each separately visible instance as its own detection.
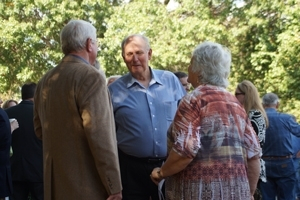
[1,0,300,120]
[100,0,233,76]
[0,0,112,99]
[100,0,170,76]
[228,0,300,118]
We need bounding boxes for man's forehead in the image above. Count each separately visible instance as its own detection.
[125,37,144,45]
[124,40,147,52]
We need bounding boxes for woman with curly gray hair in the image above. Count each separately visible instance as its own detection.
[151,41,261,200]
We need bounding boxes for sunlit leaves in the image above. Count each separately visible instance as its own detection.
[1,0,300,120]
[0,0,111,99]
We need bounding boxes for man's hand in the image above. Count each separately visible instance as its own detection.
[107,192,122,200]
[150,167,164,185]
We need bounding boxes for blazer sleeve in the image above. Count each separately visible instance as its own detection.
[77,71,122,195]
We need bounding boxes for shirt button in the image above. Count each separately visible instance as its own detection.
[150,102,152,104]
[155,128,157,130]
[152,115,155,117]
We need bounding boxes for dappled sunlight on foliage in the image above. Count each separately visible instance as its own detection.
[1,0,300,119]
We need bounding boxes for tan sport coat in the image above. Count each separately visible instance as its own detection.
[34,55,122,200]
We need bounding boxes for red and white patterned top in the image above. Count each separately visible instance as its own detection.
[166,85,261,200]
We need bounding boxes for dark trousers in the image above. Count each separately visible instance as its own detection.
[295,158,300,199]
[118,150,165,200]
[259,158,297,200]
[11,181,43,200]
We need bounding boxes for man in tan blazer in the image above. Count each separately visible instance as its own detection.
[34,19,122,200]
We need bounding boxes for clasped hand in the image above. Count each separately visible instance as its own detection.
[150,167,163,185]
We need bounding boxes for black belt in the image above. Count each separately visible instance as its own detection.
[262,155,292,160]
[118,149,166,163]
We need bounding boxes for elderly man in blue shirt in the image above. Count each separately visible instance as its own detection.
[108,34,185,200]
[260,92,300,200]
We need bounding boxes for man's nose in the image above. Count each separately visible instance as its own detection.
[133,54,139,61]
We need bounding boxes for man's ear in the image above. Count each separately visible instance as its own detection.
[276,102,280,109]
[86,38,93,52]
[148,48,152,60]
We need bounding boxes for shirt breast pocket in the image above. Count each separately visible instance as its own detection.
[163,101,178,121]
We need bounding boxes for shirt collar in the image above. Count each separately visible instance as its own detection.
[265,107,277,112]
[126,67,163,88]
[68,54,90,65]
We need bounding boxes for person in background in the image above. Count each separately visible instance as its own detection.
[108,34,185,200]
[34,19,122,200]
[0,108,19,200]
[150,41,261,199]
[5,83,43,200]
[107,75,121,86]
[0,108,13,200]
[2,100,18,109]
[174,71,190,92]
[260,92,300,200]
[235,80,268,200]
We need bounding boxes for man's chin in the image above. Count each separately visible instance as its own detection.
[130,68,143,74]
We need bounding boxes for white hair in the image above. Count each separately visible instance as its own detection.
[262,92,279,106]
[191,41,231,87]
[121,34,150,57]
[107,75,121,85]
[60,19,97,55]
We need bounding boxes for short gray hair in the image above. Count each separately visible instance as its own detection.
[60,19,97,55]
[262,93,279,106]
[191,41,231,87]
[121,34,150,57]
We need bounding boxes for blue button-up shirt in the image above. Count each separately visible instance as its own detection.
[292,115,300,157]
[263,108,300,156]
[108,68,186,158]
[292,134,300,157]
